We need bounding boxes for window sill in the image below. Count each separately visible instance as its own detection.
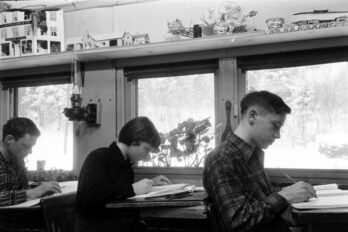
[134,167,348,185]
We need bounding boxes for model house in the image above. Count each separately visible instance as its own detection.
[0,9,64,58]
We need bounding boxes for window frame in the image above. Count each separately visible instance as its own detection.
[127,47,348,185]
[3,64,76,171]
[13,84,75,171]
[238,47,348,185]
[117,58,242,179]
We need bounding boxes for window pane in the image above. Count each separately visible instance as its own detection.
[247,62,348,169]
[138,74,215,167]
[17,84,73,170]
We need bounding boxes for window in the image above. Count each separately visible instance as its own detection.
[247,62,348,170]
[50,11,56,21]
[24,25,31,36]
[21,40,32,54]
[12,12,18,22]
[137,73,215,168]
[1,28,7,39]
[1,14,6,24]
[50,41,61,53]
[1,43,10,56]
[50,26,57,36]
[24,11,31,21]
[37,40,48,53]
[12,26,19,37]
[17,84,73,171]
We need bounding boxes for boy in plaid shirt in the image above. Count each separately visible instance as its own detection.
[0,117,61,206]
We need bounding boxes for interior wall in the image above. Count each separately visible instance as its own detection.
[64,7,115,39]
[59,0,348,172]
[64,0,347,43]
[74,61,117,173]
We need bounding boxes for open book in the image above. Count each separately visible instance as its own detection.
[292,183,348,209]
[0,181,78,208]
[128,183,195,200]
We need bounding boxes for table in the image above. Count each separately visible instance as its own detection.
[0,205,45,232]
[106,192,209,231]
[0,190,77,232]
[292,207,348,232]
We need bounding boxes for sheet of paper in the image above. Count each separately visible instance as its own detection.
[128,183,189,199]
[1,198,41,208]
[316,189,348,197]
[59,180,78,194]
[292,195,348,209]
[193,186,205,192]
[313,183,338,191]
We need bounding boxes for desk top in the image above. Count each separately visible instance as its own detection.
[106,192,207,209]
[293,207,348,224]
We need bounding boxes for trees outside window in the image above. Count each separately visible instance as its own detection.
[17,84,73,170]
[247,62,348,169]
[137,74,215,167]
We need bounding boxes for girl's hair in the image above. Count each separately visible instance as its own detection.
[118,116,161,149]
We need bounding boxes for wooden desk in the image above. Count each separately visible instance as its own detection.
[105,191,207,218]
[106,192,209,231]
[106,192,207,208]
[0,190,77,232]
[0,205,45,231]
[293,207,348,232]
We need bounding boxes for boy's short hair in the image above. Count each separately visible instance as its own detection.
[118,116,161,149]
[2,117,40,141]
[240,91,291,116]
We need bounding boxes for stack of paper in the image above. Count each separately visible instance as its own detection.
[59,181,78,194]
[292,195,348,209]
[128,183,193,199]
[292,183,348,209]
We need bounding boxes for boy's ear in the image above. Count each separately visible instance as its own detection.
[4,135,15,145]
[248,109,257,125]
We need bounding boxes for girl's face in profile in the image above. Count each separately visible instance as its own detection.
[127,141,153,163]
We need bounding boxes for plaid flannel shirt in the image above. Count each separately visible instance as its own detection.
[203,133,289,232]
[0,152,28,206]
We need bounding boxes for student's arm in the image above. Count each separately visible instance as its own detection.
[26,181,61,199]
[278,181,316,203]
[0,165,27,206]
[0,189,27,206]
[204,158,288,231]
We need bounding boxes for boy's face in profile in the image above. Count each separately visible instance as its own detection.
[127,141,154,163]
[7,133,38,162]
[250,107,286,149]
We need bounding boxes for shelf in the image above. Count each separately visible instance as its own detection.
[1,26,348,72]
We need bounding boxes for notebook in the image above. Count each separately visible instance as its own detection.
[128,183,194,200]
[292,183,348,209]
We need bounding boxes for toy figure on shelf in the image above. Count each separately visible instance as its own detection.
[201,1,257,35]
[67,31,150,51]
[265,10,348,34]
[167,19,201,38]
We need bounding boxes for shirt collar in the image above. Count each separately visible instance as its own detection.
[0,151,8,164]
[226,133,259,162]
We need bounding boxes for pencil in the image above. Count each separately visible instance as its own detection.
[283,173,296,184]
[283,173,318,199]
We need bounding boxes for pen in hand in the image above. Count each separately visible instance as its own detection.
[284,173,317,199]
[283,173,296,184]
